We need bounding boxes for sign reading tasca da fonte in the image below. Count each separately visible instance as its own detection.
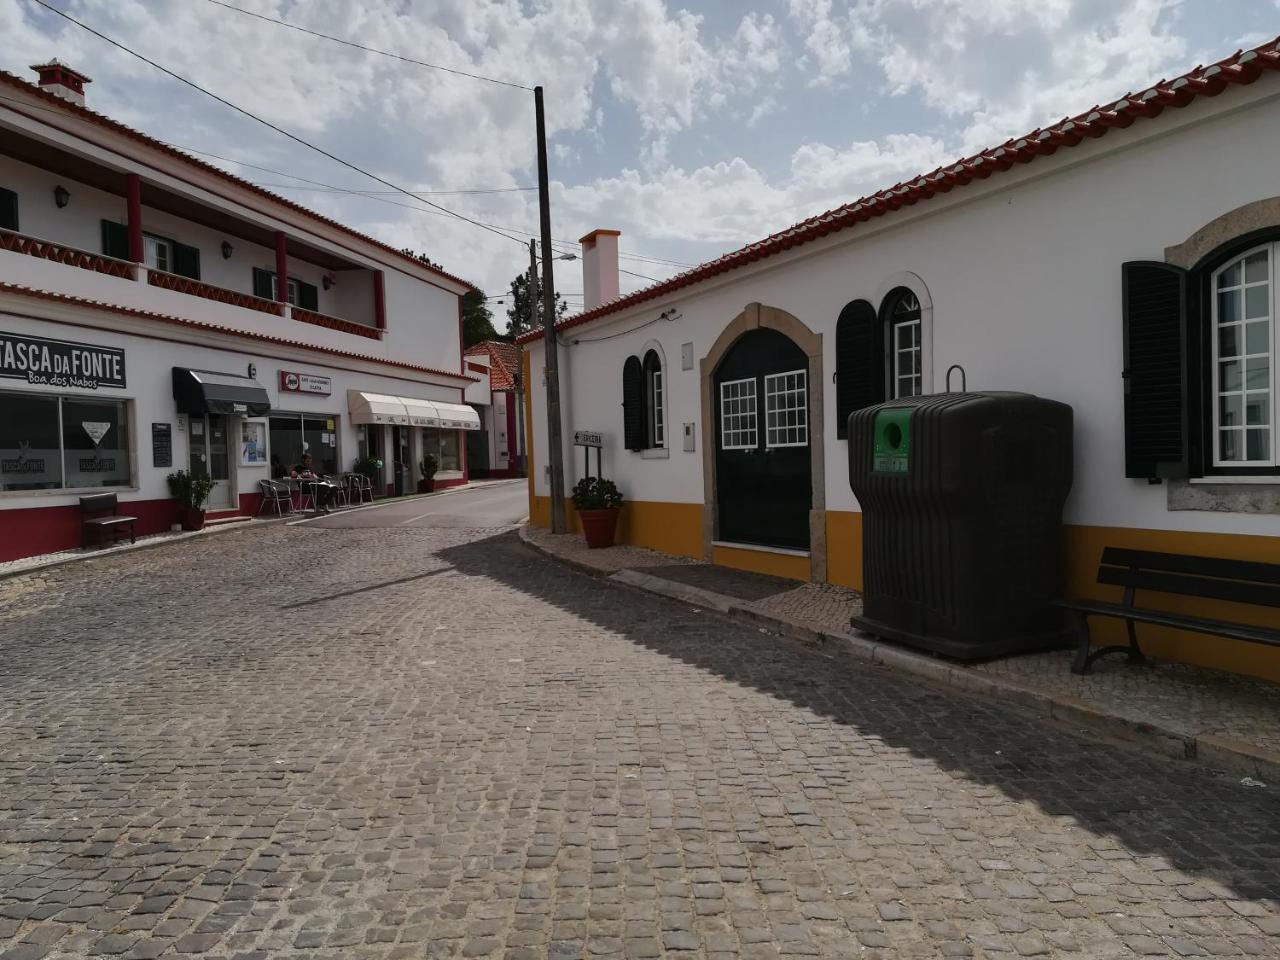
[0,331,126,390]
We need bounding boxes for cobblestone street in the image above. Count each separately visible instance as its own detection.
[1,510,1278,959]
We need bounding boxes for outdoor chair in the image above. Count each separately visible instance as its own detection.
[256,479,294,517]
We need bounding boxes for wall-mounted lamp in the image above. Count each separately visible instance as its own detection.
[322,272,337,291]
[220,240,234,259]
[53,185,70,208]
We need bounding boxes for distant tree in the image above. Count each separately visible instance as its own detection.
[506,272,568,339]
[399,248,441,269]
[461,289,500,347]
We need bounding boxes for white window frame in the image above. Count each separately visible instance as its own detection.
[719,377,757,451]
[142,233,170,273]
[270,275,301,306]
[889,292,923,399]
[764,369,808,449]
[1211,243,1277,468]
[648,367,665,448]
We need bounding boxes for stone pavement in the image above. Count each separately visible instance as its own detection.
[521,525,1280,779]
[1,517,1278,959]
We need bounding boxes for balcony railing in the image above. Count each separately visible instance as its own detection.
[0,228,135,279]
[147,271,283,316]
[291,305,380,339]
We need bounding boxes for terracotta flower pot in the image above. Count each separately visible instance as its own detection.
[578,507,620,549]
[181,507,206,531]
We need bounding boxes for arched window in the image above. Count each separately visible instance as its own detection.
[1212,244,1275,466]
[884,288,923,399]
[643,350,665,448]
[834,299,879,439]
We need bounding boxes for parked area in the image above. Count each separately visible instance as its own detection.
[0,487,1277,959]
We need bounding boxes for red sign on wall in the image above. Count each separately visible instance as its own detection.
[279,370,332,396]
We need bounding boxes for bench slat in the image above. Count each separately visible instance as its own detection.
[1058,599,1280,646]
[1097,566,1280,608]
[1100,547,1280,585]
[83,516,137,527]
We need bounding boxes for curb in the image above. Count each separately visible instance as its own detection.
[517,525,1277,784]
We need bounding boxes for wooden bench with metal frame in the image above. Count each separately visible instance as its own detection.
[1055,547,1280,675]
[80,493,138,549]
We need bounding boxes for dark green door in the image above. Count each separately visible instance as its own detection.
[714,328,811,550]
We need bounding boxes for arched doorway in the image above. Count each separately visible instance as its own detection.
[713,327,812,550]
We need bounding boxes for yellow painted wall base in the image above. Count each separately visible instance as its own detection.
[826,511,864,591]
[529,497,704,559]
[712,543,811,581]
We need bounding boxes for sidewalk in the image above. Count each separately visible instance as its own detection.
[521,524,1280,782]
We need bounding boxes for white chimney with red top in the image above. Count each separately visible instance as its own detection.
[30,60,92,107]
[580,229,620,311]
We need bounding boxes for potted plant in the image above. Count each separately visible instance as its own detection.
[418,453,439,493]
[354,456,383,484]
[572,476,623,548]
[167,469,214,531]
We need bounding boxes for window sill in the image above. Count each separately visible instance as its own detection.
[1168,479,1280,514]
[1189,475,1280,485]
[640,447,670,459]
[0,484,139,500]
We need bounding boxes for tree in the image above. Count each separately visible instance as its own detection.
[399,248,441,269]
[505,272,569,339]
[461,289,499,347]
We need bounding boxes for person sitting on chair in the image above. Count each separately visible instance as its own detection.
[291,453,336,513]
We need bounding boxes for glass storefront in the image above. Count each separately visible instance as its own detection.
[423,427,461,472]
[270,413,339,476]
[0,390,131,491]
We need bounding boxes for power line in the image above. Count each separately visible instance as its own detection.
[251,183,538,196]
[29,0,530,248]
[203,0,531,91]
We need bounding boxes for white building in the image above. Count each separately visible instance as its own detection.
[523,41,1280,684]
[464,341,525,479]
[0,61,479,561]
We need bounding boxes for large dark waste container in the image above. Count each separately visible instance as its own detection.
[847,391,1073,659]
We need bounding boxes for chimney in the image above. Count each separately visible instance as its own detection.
[30,60,92,107]
[580,229,620,311]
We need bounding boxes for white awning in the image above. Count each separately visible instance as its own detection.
[432,401,482,431]
[401,397,443,427]
[347,390,409,425]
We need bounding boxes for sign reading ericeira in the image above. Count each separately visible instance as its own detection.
[0,332,126,389]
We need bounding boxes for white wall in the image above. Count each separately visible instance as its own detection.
[529,79,1280,541]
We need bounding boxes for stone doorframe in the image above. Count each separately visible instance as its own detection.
[699,302,827,581]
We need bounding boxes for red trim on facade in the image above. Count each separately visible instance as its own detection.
[0,497,176,563]
[274,231,289,304]
[0,71,478,294]
[0,283,477,384]
[504,389,518,467]
[373,270,386,330]
[435,476,468,491]
[147,271,282,315]
[126,173,143,263]
[457,296,465,373]
[0,229,134,279]
[290,305,380,339]
[517,37,1280,345]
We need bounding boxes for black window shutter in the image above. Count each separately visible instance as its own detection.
[101,220,129,259]
[622,355,645,451]
[1122,260,1190,479]
[0,188,18,232]
[171,241,201,280]
[834,299,882,439]
[298,281,319,311]
[252,268,273,299]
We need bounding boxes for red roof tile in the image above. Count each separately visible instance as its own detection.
[519,36,1280,344]
[0,283,477,384]
[0,70,478,294]
[465,340,520,390]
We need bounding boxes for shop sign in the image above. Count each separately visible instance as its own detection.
[0,331,125,389]
[279,370,332,396]
[573,430,603,448]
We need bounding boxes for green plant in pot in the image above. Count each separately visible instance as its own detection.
[571,476,623,548]
[167,469,214,531]
[418,453,439,493]
[354,456,383,484]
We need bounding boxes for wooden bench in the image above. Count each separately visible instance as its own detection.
[1056,548,1280,674]
[80,493,138,549]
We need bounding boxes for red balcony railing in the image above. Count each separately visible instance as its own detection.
[291,305,380,339]
[0,228,134,279]
[147,271,283,316]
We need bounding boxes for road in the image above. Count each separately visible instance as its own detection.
[307,478,529,529]
[0,484,1276,959]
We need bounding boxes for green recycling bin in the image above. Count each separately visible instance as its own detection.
[847,391,1074,659]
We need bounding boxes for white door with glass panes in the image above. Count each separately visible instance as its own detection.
[188,415,233,510]
[1213,245,1277,467]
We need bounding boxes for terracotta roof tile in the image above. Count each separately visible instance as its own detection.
[464,340,520,390]
[519,36,1280,344]
[0,283,477,384]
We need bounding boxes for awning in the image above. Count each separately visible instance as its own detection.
[433,401,482,431]
[173,368,271,417]
[347,390,409,425]
[401,397,442,427]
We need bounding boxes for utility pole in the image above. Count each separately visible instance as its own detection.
[527,239,539,335]
[534,85,566,534]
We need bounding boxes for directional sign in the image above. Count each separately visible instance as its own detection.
[573,430,603,448]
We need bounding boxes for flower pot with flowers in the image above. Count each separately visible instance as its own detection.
[167,469,214,531]
[418,454,439,493]
[572,476,623,549]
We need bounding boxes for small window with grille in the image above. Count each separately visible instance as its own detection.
[719,377,757,450]
[764,369,808,448]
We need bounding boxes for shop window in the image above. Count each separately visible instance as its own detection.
[424,428,461,472]
[0,187,18,232]
[269,413,338,476]
[0,391,131,491]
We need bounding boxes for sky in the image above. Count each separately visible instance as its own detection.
[2,0,1277,329]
